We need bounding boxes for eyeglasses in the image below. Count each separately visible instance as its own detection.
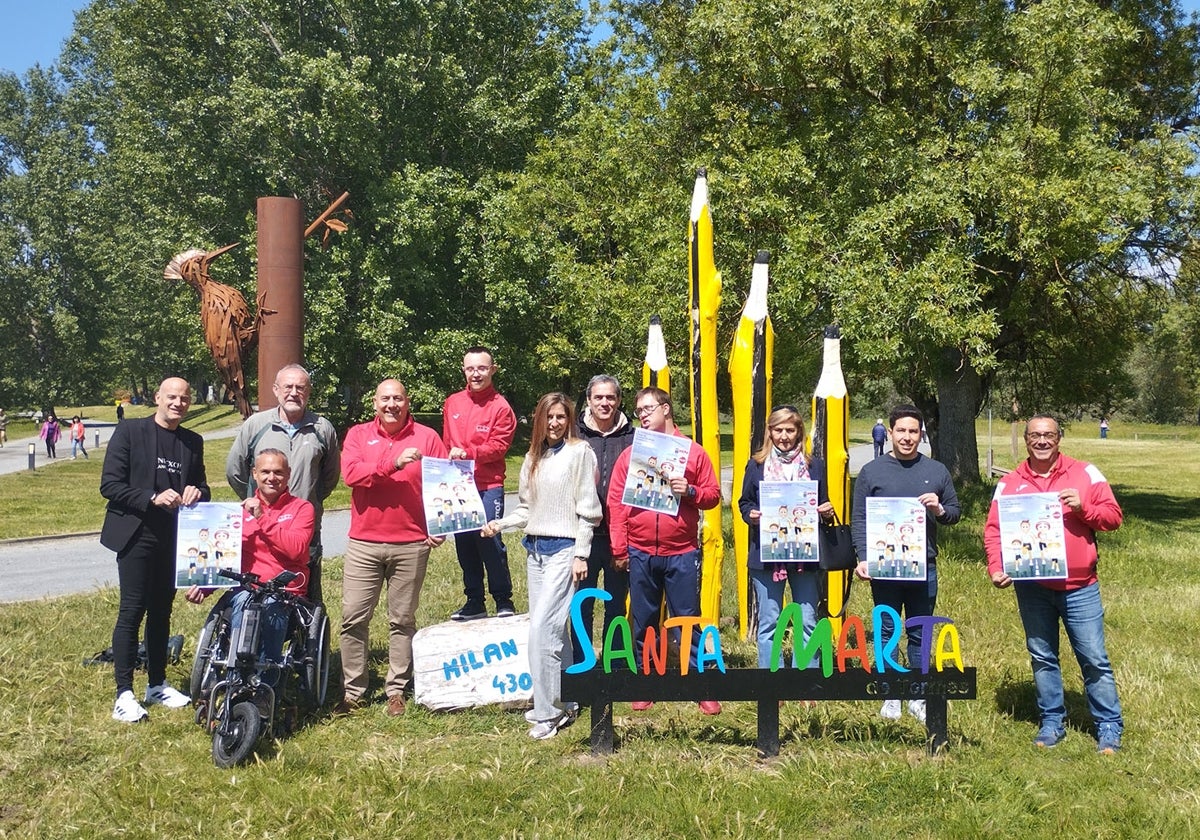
[1025,432,1060,441]
[634,403,665,418]
[463,366,492,374]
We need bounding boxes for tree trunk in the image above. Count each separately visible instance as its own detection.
[935,349,982,485]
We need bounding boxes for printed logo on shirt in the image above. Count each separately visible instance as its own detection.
[156,456,182,475]
[367,439,380,446]
[278,514,295,523]
[475,424,491,434]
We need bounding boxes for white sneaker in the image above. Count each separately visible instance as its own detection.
[525,702,579,725]
[880,700,901,720]
[528,713,567,741]
[144,683,190,708]
[907,699,927,723]
[113,690,148,723]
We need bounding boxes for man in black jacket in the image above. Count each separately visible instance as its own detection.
[571,374,635,664]
[101,377,210,722]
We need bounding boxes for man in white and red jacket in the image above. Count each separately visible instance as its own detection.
[186,449,313,686]
[442,346,518,621]
[339,379,447,717]
[985,414,1124,754]
[607,387,722,715]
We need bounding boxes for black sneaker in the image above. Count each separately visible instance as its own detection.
[496,600,516,618]
[451,601,487,621]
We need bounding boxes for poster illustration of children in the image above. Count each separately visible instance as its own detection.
[175,503,243,588]
[864,497,927,580]
[996,492,1067,581]
[759,481,820,563]
[422,458,487,536]
[619,429,691,515]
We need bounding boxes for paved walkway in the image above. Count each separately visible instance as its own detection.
[0,435,915,604]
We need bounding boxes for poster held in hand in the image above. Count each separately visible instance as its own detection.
[422,458,487,536]
[864,497,927,581]
[996,492,1068,580]
[175,502,243,588]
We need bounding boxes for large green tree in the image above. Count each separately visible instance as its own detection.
[0,0,586,418]
[493,0,1200,479]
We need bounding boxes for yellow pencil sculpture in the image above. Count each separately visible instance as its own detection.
[687,168,724,626]
[728,250,774,639]
[642,315,670,392]
[810,325,851,634]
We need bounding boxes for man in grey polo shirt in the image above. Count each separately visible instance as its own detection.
[226,364,340,601]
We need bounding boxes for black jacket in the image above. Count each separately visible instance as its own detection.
[100,416,210,553]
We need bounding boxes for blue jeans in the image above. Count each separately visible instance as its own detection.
[1014,581,1122,731]
[750,566,820,668]
[628,547,701,671]
[228,589,289,686]
[454,487,512,604]
[571,531,629,665]
[870,566,938,670]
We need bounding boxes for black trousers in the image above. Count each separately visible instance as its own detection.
[112,527,176,694]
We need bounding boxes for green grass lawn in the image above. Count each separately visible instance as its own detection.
[1,423,1198,836]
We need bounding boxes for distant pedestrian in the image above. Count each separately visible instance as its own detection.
[872,418,887,458]
[0,408,7,447]
[1099,418,1109,439]
[70,416,89,460]
[116,402,125,423]
[40,414,61,459]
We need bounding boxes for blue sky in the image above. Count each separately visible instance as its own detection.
[5,1,1200,75]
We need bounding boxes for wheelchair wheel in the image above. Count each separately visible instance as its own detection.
[304,606,331,708]
[211,700,261,768]
[190,606,229,702]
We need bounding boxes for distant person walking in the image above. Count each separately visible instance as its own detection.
[1099,418,1109,439]
[40,414,61,459]
[871,418,887,458]
[70,416,89,460]
[116,402,125,423]
[0,408,8,447]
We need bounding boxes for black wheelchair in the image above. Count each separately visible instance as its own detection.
[190,568,331,767]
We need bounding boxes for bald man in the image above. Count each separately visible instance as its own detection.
[337,379,447,717]
[101,377,211,723]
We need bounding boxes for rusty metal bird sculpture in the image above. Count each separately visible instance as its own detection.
[164,244,273,418]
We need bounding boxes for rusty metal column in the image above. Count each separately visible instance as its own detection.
[256,197,304,411]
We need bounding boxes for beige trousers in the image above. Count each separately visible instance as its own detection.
[340,538,430,700]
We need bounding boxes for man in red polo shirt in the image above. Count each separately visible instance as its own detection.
[338,379,447,717]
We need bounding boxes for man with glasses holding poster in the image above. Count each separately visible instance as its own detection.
[607,387,722,715]
[985,414,1124,754]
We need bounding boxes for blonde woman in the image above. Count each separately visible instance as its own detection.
[737,405,833,669]
[482,393,601,739]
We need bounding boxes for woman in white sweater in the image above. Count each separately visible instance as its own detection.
[482,393,601,739]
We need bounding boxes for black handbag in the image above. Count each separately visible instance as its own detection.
[818,512,858,571]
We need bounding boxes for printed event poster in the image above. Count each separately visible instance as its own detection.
[996,492,1068,581]
[759,480,821,562]
[175,502,243,588]
[422,458,487,536]
[865,497,928,581]
[619,428,692,515]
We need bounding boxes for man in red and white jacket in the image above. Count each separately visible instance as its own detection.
[984,414,1124,754]
[338,379,447,717]
[607,386,722,715]
[186,449,314,684]
[442,346,518,621]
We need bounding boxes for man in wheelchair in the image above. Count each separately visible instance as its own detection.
[186,449,314,677]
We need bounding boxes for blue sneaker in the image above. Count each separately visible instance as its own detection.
[1097,725,1122,755]
[1034,725,1066,748]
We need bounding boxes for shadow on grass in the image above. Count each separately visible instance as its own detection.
[1109,487,1200,527]
[994,673,1095,737]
